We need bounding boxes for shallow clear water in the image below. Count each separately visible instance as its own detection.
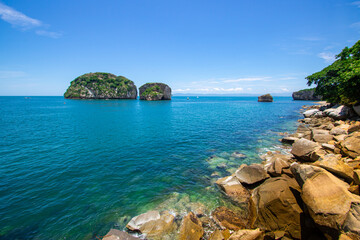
[0,96,313,239]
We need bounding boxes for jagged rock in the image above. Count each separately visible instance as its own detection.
[235,164,269,185]
[252,177,302,239]
[209,229,230,240]
[303,109,320,118]
[322,143,335,151]
[126,210,175,238]
[335,134,348,142]
[216,175,251,206]
[314,154,354,182]
[311,129,334,143]
[64,72,137,99]
[281,137,298,144]
[228,228,263,240]
[257,94,273,102]
[139,83,171,101]
[348,122,360,133]
[292,89,321,101]
[102,229,139,240]
[340,132,360,159]
[291,138,324,161]
[262,153,292,177]
[290,163,360,237]
[179,212,203,240]
[331,127,348,136]
[212,206,248,231]
[324,105,351,120]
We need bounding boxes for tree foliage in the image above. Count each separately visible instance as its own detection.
[306,40,360,106]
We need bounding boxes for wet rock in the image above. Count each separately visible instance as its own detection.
[216,175,251,206]
[291,163,360,237]
[126,210,175,238]
[258,94,273,102]
[212,206,248,231]
[228,228,263,240]
[178,212,204,240]
[252,177,302,239]
[235,164,269,185]
[314,154,354,183]
[291,138,324,162]
[340,132,360,159]
[102,229,139,240]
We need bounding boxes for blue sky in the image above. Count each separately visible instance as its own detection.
[0,0,360,96]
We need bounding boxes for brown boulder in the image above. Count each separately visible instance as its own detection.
[103,229,139,240]
[314,154,354,183]
[331,127,348,136]
[340,132,360,159]
[291,163,360,237]
[251,177,302,239]
[235,164,269,185]
[212,206,248,231]
[263,153,291,177]
[291,138,324,161]
[216,175,251,206]
[228,228,263,240]
[179,212,204,240]
[209,229,231,240]
[348,122,360,133]
[312,129,334,143]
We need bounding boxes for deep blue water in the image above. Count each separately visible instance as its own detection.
[0,96,313,239]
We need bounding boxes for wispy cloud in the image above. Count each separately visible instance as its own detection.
[352,1,360,7]
[0,2,61,38]
[318,52,335,63]
[222,77,272,83]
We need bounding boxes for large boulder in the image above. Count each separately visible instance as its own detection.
[339,132,360,159]
[323,105,351,120]
[290,163,360,237]
[216,175,251,205]
[311,129,334,143]
[314,154,354,183]
[64,72,137,99]
[235,164,269,185]
[126,210,175,238]
[212,206,248,231]
[228,228,263,240]
[102,229,139,240]
[251,177,302,239]
[178,212,203,240]
[139,83,171,101]
[258,94,273,102]
[303,109,320,118]
[262,152,292,177]
[292,89,321,101]
[291,138,325,161]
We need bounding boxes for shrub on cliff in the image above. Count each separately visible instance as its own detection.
[306,40,360,106]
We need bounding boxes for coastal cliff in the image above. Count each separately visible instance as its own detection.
[292,88,321,101]
[64,72,137,99]
[139,83,171,101]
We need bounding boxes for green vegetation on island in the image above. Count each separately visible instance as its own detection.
[306,40,360,106]
[139,83,172,101]
[64,72,137,99]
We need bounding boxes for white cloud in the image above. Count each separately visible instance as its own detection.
[222,77,271,83]
[281,88,290,92]
[0,3,41,28]
[352,1,360,7]
[0,2,61,38]
[318,52,335,63]
[173,88,191,92]
[36,30,62,38]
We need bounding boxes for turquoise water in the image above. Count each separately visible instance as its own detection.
[0,96,311,239]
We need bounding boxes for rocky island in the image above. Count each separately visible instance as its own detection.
[139,83,172,101]
[258,94,273,102]
[64,72,137,99]
[292,88,321,101]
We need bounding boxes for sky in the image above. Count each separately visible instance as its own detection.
[0,0,360,96]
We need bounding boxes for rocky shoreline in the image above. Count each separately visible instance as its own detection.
[102,102,360,240]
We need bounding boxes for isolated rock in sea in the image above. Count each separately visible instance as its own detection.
[126,210,175,238]
[178,212,203,240]
[291,163,360,237]
[139,83,171,101]
[102,229,139,240]
[235,164,269,185]
[64,72,137,99]
[252,177,302,239]
[228,228,263,240]
[257,94,273,102]
[212,206,248,231]
[292,89,321,101]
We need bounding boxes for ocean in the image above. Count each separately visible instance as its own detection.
[0,96,313,239]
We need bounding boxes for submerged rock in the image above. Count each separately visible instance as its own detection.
[64,72,137,99]
[212,206,248,231]
[139,83,171,101]
[258,94,273,102]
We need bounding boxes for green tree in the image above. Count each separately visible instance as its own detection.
[306,40,360,106]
